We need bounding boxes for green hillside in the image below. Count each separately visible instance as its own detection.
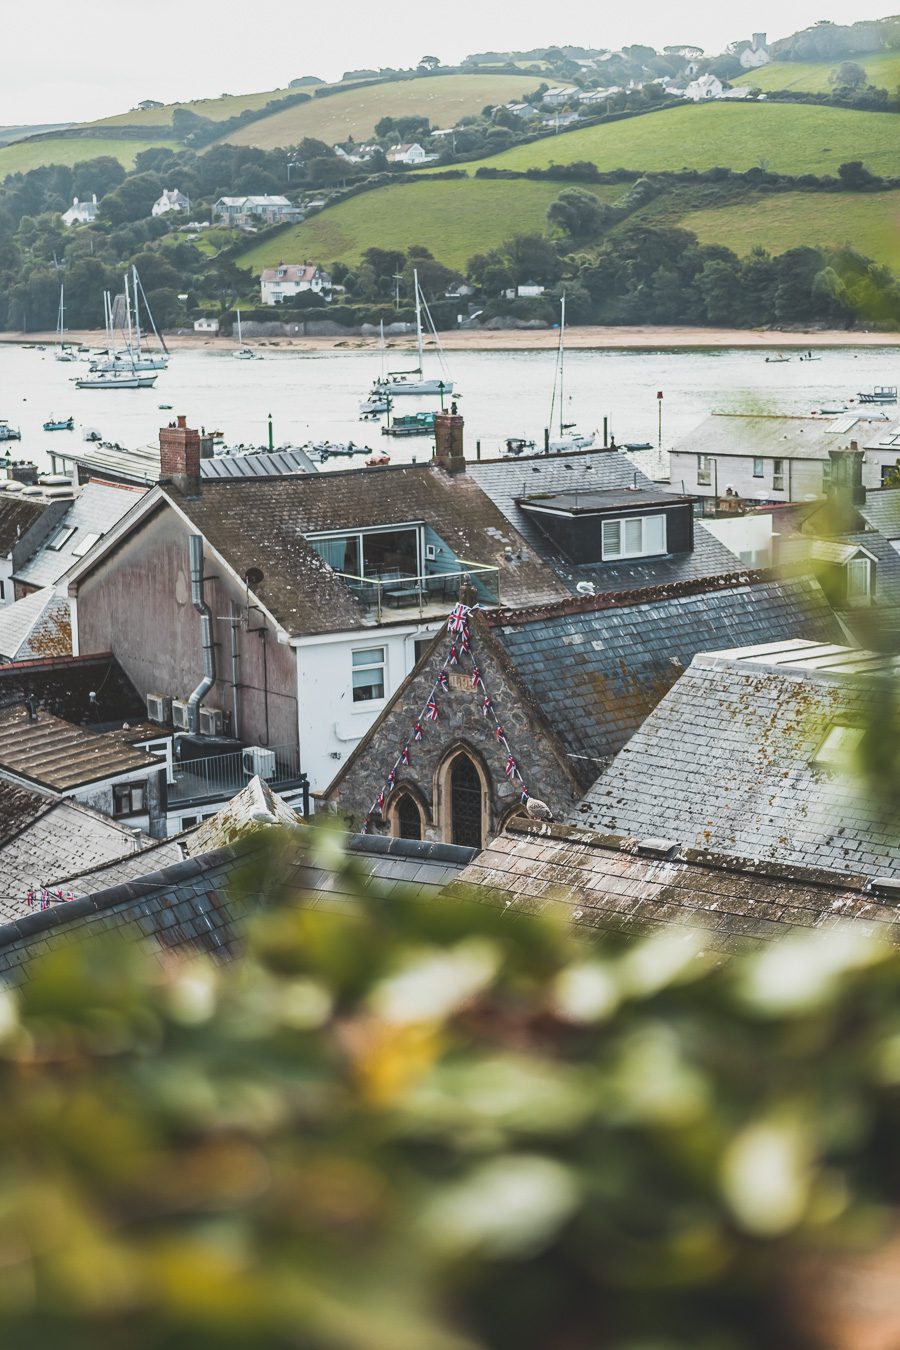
[234,179,622,272]
[735,50,900,92]
[88,85,313,129]
[0,135,179,177]
[435,102,900,178]
[677,189,900,271]
[220,74,539,148]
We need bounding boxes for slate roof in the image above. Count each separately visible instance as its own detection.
[13,482,146,590]
[0,653,146,726]
[574,639,900,877]
[458,822,899,956]
[469,448,741,592]
[167,466,565,635]
[488,574,842,784]
[0,833,478,984]
[859,488,900,539]
[672,412,895,462]
[0,799,155,921]
[0,779,54,848]
[0,496,46,556]
[0,589,71,661]
[0,704,162,791]
[54,444,317,488]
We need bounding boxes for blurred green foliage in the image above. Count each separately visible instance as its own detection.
[1,827,900,1348]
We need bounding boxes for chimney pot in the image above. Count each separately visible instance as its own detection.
[433,407,466,474]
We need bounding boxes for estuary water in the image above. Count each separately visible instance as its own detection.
[1,342,898,478]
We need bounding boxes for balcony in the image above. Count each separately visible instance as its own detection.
[334,562,500,621]
[169,742,304,807]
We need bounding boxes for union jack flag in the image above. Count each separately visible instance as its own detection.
[496,724,505,742]
[471,665,481,688]
[387,768,396,787]
[520,788,530,804]
[481,695,491,717]
[438,670,450,691]
[413,722,424,741]
[376,789,384,811]
[505,755,517,780]
[448,645,459,666]
[461,633,470,656]
[426,696,439,721]
[400,745,411,765]
[447,603,470,634]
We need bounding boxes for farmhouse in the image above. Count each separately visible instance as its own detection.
[151,188,190,217]
[211,195,303,228]
[260,263,332,306]
[385,143,434,166]
[61,195,99,227]
[683,74,724,101]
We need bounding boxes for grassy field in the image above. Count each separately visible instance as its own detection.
[88,85,321,130]
[220,74,539,148]
[735,50,900,93]
[435,102,900,178]
[0,135,180,177]
[678,189,900,271]
[234,179,622,271]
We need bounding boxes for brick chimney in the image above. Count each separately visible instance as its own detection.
[159,415,201,496]
[433,403,465,474]
[821,442,865,534]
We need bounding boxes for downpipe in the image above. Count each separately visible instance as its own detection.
[187,534,215,734]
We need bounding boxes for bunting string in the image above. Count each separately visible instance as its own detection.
[360,603,533,834]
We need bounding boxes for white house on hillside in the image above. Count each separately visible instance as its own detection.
[385,143,434,166]
[542,86,578,106]
[739,33,770,70]
[62,195,99,227]
[684,74,724,101]
[152,188,190,217]
[212,196,303,228]
[260,263,332,306]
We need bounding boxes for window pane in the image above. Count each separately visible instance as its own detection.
[643,514,666,555]
[353,647,384,667]
[624,518,642,554]
[753,458,764,477]
[361,529,418,578]
[847,558,870,597]
[602,520,621,557]
[313,536,359,573]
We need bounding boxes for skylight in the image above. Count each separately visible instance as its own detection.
[46,526,76,552]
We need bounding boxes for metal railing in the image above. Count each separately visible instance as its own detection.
[169,742,303,806]
[333,562,500,620]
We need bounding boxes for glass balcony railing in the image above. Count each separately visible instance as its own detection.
[169,742,304,806]
[333,562,500,620]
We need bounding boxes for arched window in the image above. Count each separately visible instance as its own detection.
[395,792,423,841]
[450,753,484,849]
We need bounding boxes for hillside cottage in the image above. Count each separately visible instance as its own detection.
[152,188,190,217]
[211,196,303,228]
[683,74,724,101]
[739,32,770,70]
[385,143,433,166]
[62,195,99,227]
[260,263,332,306]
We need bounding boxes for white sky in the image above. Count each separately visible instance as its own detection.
[1,0,886,125]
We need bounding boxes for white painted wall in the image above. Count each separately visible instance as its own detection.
[294,620,443,794]
[0,558,12,606]
[669,449,900,502]
[703,512,774,566]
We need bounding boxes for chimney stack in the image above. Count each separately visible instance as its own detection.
[821,443,865,535]
[159,414,201,496]
[433,403,466,474]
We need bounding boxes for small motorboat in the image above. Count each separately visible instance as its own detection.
[43,415,74,431]
[159,403,173,410]
[858,386,897,404]
[765,354,791,364]
[504,437,536,457]
[623,441,652,451]
[0,421,22,442]
[365,451,391,467]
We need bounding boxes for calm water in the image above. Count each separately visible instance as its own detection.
[1,343,897,478]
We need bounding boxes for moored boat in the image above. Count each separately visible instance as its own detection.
[74,370,158,390]
[0,421,22,442]
[858,385,897,404]
[43,415,75,431]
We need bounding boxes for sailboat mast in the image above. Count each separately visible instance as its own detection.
[559,293,566,437]
[237,309,243,345]
[414,269,423,375]
[379,318,385,381]
[124,273,135,355]
[132,265,142,358]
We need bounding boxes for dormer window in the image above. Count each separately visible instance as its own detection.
[846,556,872,603]
[601,514,666,561]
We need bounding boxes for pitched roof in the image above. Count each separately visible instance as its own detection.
[859,487,900,539]
[574,639,900,877]
[0,779,55,848]
[13,482,146,590]
[164,467,565,635]
[0,704,161,791]
[469,448,740,591]
[0,496,47,556]
[0,653,146,726]
[260,265,322,283]
[460,821,898,956]
[0,589,71,661]
[673,412,894,462]
[487,573,842,782]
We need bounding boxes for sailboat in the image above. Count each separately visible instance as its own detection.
[54,285,77,362]
[360,321,391,415]
[233,310,261,360]
[547,294,595,452]
[91,269,169,372]
[371,270,452,396]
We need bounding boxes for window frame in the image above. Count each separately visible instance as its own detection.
[308,523,424,579]
[772,458,785,492]
[351,645,386,705]
[752,457,765,478]
[697,455,713,487]
[846,555,872,603]
[46,525,76,552]
[600,513,667,561]
[112,780,147,817]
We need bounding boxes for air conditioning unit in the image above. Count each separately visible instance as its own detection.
[171,699,191,731]
[198,706,224,737]
[242,746,276,779]
[146,693,172,724]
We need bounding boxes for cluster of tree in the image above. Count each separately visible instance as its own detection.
[772,14,900,62]
[332,244,462,306]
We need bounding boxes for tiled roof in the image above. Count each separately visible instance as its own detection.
[13,482,146,591]
[0,704,161,791]
[0,799,155,921]
[458,822,898,956]
[859,488,900,539]
[0,496,46,555]
[573,639,900,877]
[0,833,478,984]
[0,653,146,726]
[0,589,71,661]
[168,467,565,635]
[469,448,741,591]
[489,574,842,783]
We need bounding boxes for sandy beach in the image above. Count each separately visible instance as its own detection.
[4,325,900,354]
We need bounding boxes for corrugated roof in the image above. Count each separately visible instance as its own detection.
[199,447,317,479]
[573,640,900,876]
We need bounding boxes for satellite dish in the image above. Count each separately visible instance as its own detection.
[245,567,264,589]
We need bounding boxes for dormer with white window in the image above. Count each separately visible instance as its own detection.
[514,487,695,565]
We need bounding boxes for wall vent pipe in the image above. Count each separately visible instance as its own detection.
[187,534,215,734]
